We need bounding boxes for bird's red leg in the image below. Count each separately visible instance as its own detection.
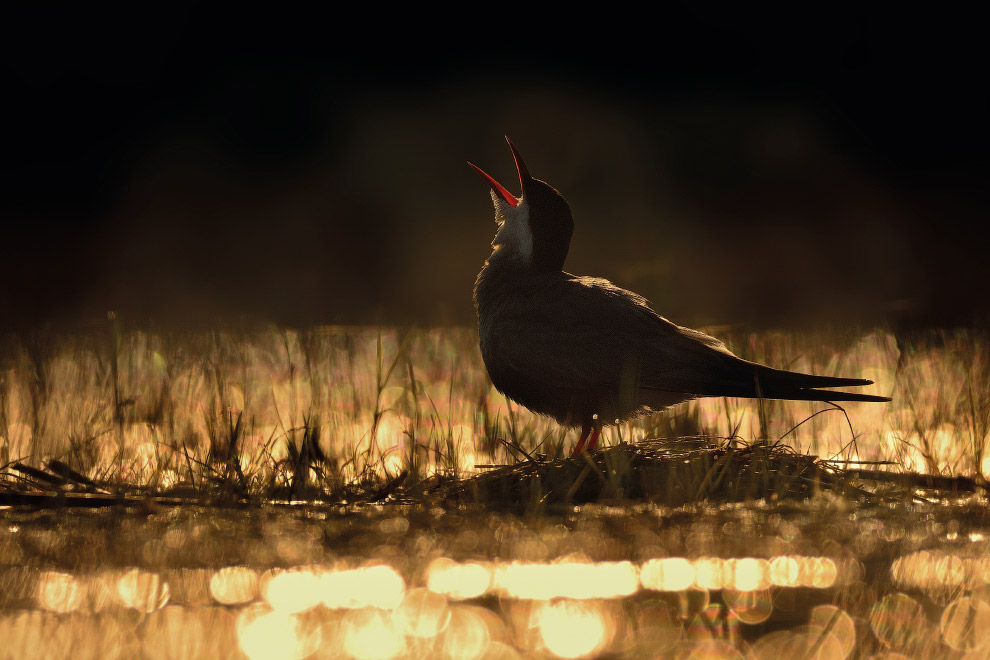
[570,422,592,457]
[585,427,603,451]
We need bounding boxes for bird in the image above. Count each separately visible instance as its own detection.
[469,137,890,456]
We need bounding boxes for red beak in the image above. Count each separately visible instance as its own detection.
[467,136,530,208]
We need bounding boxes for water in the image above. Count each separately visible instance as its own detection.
[2,495,990,659]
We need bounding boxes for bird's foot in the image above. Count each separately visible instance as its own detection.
[585,428,602,452]
[570,428,602,457]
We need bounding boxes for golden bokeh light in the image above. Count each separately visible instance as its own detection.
[37,571,84,614]
[892,550,990,592]
[237,604,321,660]
[210,566,259,605]
[493,560,637,600]
[640,557,694,591]
[768,556,800,587]
[749,627,843,660]
[116,569,170,613]
[322,564,406,610]
[726,557,770,592]
[804,557,838,588]
[437,605,491,660]
[940,596,990,651]
[263,568,324,613]
[869,593,932,654]
[693,558,727,590]
[937,554,967,587]
[535,600,612,659]
[342,608,405,660]
[427,558,492,599]
[722,589,773,624]
[260,564,406,614]
[808,605,856,659]
[394,587,451,638]
[764,555,838,588]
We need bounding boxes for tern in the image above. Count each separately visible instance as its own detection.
[470,137,890,455]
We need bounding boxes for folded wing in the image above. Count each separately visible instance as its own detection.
[490,275,890,404]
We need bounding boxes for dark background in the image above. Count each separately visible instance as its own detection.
[3,7,987,331]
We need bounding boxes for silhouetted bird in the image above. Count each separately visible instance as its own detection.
[470,137,890,455]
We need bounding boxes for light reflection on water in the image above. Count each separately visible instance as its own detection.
[493,560,638,600]
[536,599,613,658]
[426,558,491,600]
[2,504,990,658]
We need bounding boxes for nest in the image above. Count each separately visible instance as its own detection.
[443,438,986,510]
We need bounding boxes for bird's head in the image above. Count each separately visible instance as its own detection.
[468,137,574,272]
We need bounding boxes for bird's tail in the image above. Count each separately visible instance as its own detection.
[726,363,890,403]
[645,361,891,403]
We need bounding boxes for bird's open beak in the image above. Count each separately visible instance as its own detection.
[467,136,530,208]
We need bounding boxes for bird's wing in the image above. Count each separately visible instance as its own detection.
[492,275,888,402]
[490,275,736,392]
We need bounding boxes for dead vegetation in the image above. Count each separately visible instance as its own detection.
[3,437,985,513]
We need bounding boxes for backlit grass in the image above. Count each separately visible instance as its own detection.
[1,322,987,499]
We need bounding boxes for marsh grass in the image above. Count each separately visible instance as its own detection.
[0,322,988,507]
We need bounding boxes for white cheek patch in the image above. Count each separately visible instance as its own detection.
[491,194,533,264]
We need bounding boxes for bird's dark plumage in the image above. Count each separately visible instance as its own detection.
[470,137,890,451]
